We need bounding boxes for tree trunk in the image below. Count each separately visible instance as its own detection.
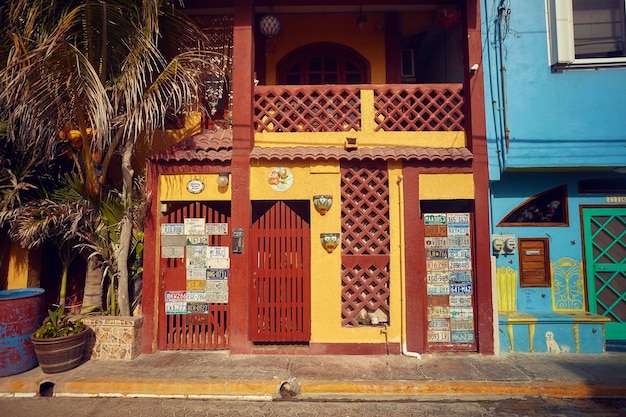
[116,140,134,316]
[82,255,103,311]
[116,212,132,316]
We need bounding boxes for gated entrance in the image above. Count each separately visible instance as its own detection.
[582,207,626,341]
[158,201,230,350]
[250,201,311,343]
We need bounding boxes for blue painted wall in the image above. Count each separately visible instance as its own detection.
[491,171,618,280]
[481,0,626,180]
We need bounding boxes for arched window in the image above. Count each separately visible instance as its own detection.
[277,43,370,85]
[497,185,568,226]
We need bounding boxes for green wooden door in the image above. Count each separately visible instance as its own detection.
[583,207,626,340]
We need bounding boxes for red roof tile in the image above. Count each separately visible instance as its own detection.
[150,128,474,163]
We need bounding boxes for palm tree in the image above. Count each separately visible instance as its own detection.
[0,0,227,315]
[4,196,99,309]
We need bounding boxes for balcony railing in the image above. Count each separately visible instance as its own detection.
[253,84,464,134]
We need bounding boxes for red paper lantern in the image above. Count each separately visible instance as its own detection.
[439,8,461,31]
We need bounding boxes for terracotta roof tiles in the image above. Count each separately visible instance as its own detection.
[149,128,474,163]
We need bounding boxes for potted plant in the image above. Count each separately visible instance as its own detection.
[30,307,88,374]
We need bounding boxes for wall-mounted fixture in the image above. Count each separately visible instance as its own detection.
[232,228,244,254]
[439,7,461,30]
[160,202,169,213]
[320,233,340,253]
[345,137,357,150]
[313,195,333,215]
[492,233,517,255]
[216,172,229,187]
[357,7,367,29]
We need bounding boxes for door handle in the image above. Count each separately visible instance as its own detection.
[161,270,165,289]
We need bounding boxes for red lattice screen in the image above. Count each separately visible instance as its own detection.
[374,84,464,132]
[340,163,391,326]
[159,202,230,350]
[254,86,361,133]
[253,84,464,134]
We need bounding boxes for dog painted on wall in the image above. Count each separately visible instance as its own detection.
[545,330,571,353]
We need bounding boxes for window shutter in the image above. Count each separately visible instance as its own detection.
[548,0,576,65]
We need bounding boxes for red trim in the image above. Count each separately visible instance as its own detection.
[465,0,494,354]
[308,343,401,355]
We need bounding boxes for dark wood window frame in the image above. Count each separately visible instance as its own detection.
[277,42,371,85]
[498,185,569,227]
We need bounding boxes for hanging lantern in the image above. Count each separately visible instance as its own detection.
[439,8,461,31]
[259,13,281,38]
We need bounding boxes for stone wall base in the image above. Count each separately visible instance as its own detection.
[82,316,143,360]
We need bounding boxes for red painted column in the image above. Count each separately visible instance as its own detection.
[229,0,254,353]
[465,0,495,354]
[403,166,427,353]
[141,160,159,354]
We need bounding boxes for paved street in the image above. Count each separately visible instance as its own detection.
[2,397,626,416]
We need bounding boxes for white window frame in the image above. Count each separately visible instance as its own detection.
[547,0,626,70]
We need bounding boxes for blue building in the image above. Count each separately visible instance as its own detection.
[482,0,626,353]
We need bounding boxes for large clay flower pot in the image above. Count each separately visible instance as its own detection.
[30,329,87,374]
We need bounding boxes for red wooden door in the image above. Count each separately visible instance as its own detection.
[250,201,311,343]
[158,201,230,350]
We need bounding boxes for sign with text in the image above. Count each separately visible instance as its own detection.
[206,223,228,235]
[184,218,205,235]
[161,246,184,259]
[161,223,184,235]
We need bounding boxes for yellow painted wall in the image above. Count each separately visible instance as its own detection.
[249,161,403,345]
[264,13,387,85]
[254,89,467,148]
[419,173,475,200]
[133,112,203,177]
[159,174,231,202]
[6,244,40,289]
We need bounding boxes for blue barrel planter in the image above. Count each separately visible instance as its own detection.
[0,288,46,376]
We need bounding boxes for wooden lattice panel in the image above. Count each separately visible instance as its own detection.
[374,84,464,132]
[254,86,361,133]
[341,166,390,255]
[340,164,390,326]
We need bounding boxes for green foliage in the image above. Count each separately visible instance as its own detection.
[33,306,84,339]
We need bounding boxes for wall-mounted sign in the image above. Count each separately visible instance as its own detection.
[186,268,206,281]
[187,178,205,194]
[166,302,187,314]
[606,196,626,203]
[268,167,293,192]
[207,269,229,280]
[206,223,228,235]
[162,223,184,235]
[207,246,229,258]
[165,291,186,303]
[162,246,184,259]
[207,258,230,269]
[184,218,205,235]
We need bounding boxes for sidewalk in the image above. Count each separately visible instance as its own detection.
[1,351,626,401]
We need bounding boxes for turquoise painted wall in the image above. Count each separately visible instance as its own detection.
[481,0,626,180]
[491,171,621,311]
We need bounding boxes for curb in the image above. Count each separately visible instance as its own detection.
[3,378,626,400]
